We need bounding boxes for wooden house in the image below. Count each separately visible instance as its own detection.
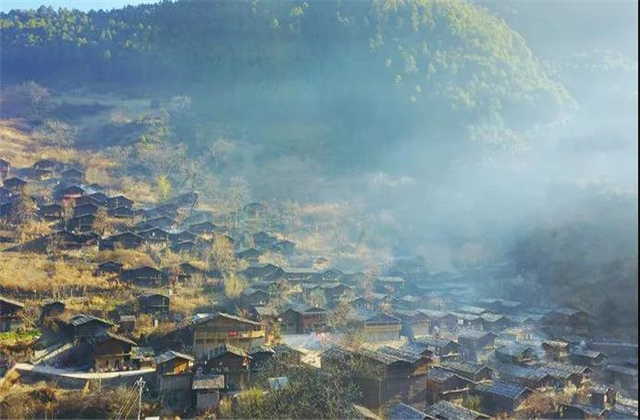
[425,367,473,404]
[109,206,135,219]
[139,227,170,243]
[363,313,402,342]
[40,300,65,322]
[203,344,251,390]
[605,364,638,390]
[458,330,498,354]
[242,264,284,282]
[547,308,590,335]
[422,310,458,332]
[542,363,592,387]
[394,310,431,339]
[590,385,617,408]
[236,248,263,265]
[0,296,24,332]
[252,231,276,250]
[38,203,63,221]
[91,331,136,371]
[144,216,177,231]
[281,267,318,283]
[171,241,197,253]
[501,327,535,343]
[138,293,170,313]
[100,232,144,251]
[496,364,555,390]
[59,185,85,204]
[474,381,533,416]
[69,314,115,337]
[270,240,295,256]
[130,346,155,370]
[74,203,100,218]
[440,360,494,384]
[0,158,10,178]
[192,313,265,358]
[242,202,267,220]
[494,344,537,365]
[118,315,136,333]
[389,403,429,420]
[74,195,102,208]
[423,401,490,420]
[121,266,165,287]
[480,314,513,332]
[450,312,484,330]
[107,195,134,210]
[27,168,52,180]
[96,261,124,276]
[3,177,27,192]
[33,159,56,171]
[570,349,606,367]
[193,374,225,412]
[156,350,195,393]
[542,340,572,362]
[188,221,219,235]
[241,288,271,308]
[414,337,460,359]
[322,283,354,303]
[279,307,328,335]
[169,230,197,244]
[67,214,96,232]
[62,168,84,182]
[88,192,109,204]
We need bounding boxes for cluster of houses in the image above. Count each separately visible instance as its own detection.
[1,157,639,418]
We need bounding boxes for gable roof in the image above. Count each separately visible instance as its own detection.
[192,312,263,327]
[156,350,195,364]
[389,403,429,420]
[193,374,225,390]
[475,381,532,400]
[423,401,490,420]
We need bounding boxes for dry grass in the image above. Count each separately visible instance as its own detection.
[0,254,114,296]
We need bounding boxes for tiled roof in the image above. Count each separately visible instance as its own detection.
[423,401,489,420]
[475,381,530,400]
[192,374,225,390]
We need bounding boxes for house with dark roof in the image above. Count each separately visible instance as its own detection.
[67,214,96,233]
[559,403,607,419]
[236,248,263,265]
[496,364,555,390]
[68,313,115,337]
[109,206,135,219]
[38,203,64,221]
[91,331,137,371]
[107,195,134,209]
[542,363,592,387]
[193,374,225,412]
[494,344,537,365]
[156,350,195,393]
[100,232,144,250]
[426,366,473,404]
[188,221,219,235]
[121,266,165,287]
[474,381,533,415]
[389,403,429,420]
[270,240,295,256]
[440,360,494,384]
[0,296,25,332]
[96,261,124,276]
[74,202,100,218]
[422,400,490,420]
[3,177,27,192]
[279,307,328,335]
[394,309,431,339]
[137,294,170,313]
[0,158,10,178]
[570,349,606,367]
[192,313,265,358]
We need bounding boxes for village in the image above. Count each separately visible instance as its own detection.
[0,155,638,420]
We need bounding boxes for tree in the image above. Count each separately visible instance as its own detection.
[32,119,78,149]
[224,273,247,300]
[157,174,172,201]
[92,208,112,236]
[4,81,52,121]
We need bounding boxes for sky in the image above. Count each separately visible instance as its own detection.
[1,1,159,12]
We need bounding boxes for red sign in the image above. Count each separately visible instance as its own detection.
[228,331,238,337]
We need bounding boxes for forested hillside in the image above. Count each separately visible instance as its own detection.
[1,0,570,163]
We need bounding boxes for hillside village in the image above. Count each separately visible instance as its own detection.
[0,150,638,419]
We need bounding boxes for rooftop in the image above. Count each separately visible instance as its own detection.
[423,400,489,420]
[192,374,225,390]
[475,381,531,400]
[389,403,428,420]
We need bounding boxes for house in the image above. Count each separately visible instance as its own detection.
[171,241,197,253]
[100,232,144,251]
[92,331,137,371]
[156,350,194,393]
[542,363,592,387]
[394,310,431,339]
[3,177,27,192]
[130,347,155,369]
[62,168,84,182]
[570,349,606,367]
[322,283,354,303]
[441,360,493,384]
[74,203,100,218]
[457,330,499,359]
[242,202,267,219]
[425,366,473,404]
[474,381,533,415]
[248,344,303,370]
[193,374,225,412]
[0,158,10,178]
[67,214,96,232]
[450,312,484,330]
[88,192,109,204]
[590,384,617,408]
[422,401,490,420]
[188,221,219,235]
[138,294,170,313]
[605,364,639,390]
[236,248,263,265]
[374,276,406,294]
[389,403,429,420]
[414,337,460,359]
[74,195,103,208]
[496,364,555,390]
[192,313,265,358]
[144,216,177,231]
[121,266,165,287]
[559,403,608,419]
[169,230,197,244]
[494,344,537,365]
[542,340,572,362]
[96,261,124,276]
[139,227,170,243]
[58,185,85,205]
[33,159,56,171]
[40,300,65,323]
[480,314,513,332]
[109,207,134,219]
[68,314,115,337]
[501,326,535,343]
[203,344,252,390]
[281,267,318,283]
[252,231,276,250]
[546,308,590,335]
[362,313,402,342]
[321,346,430,408]
[422,310,458,332]
[118,315,136,333]
[0,296,25,332]
[270,240,295,256]
[38,203,64,221]
[279,307,328,335]
[28,168,52,180]
[242,264,284,282]
[241,288,271,307]
[107,195,134,210]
